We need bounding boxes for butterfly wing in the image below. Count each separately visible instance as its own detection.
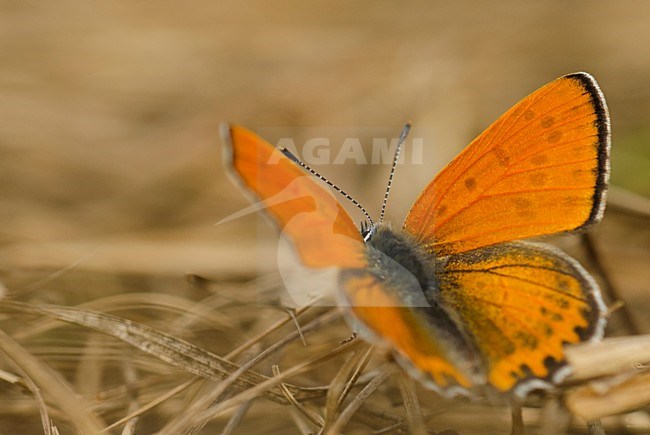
[339,267,484,396]
[403,72,610,256]
[223,125,365,268]
[437,241,606,394]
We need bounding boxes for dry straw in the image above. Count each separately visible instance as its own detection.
[1,194,649,434]
[1,279,649,434]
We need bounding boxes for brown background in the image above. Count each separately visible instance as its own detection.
[2,0,648,303]
[0,1,649,432]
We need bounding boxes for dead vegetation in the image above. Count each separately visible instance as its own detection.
[1,1,649,433]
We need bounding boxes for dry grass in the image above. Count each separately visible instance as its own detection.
[1,1,649,433]
[1,278,650,433]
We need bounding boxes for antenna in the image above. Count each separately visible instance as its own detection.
[280,147,375,228]
[379,122,411,224]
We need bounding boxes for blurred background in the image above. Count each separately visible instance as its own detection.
[2,0,648,306]
[0,1,649,432]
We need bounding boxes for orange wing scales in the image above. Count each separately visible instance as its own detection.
[404,73,610,256]
[224,125,365,269]
[438,242,606,392]
[339,269,480,393]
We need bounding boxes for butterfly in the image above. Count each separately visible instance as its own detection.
[222,72,610,397]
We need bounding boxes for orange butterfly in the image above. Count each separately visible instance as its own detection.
[222,72,610,397]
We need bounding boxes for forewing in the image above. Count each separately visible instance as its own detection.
[404,73,610,256]
[437,242,606,394]
[223,125,365,268]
